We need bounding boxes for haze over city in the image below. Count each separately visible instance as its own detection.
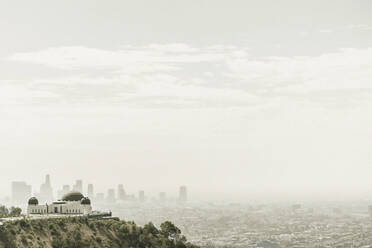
[1,0,372,201]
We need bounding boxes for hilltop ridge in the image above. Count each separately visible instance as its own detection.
[0,217,199,248]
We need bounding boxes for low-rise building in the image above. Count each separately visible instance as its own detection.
[27,191,92,215]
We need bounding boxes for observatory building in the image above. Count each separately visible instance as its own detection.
[27,191,92,215]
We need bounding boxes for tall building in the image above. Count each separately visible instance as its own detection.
[125,194,136,201]
[63,185,71,193]
[11,181,32,205]
[368,205,372,218]
[179,186,187,203]
[138,190,145,202]
[117,184,126,201]
[40,174,54,203]
[107,189,116,203]
[73,180,83,193]
[87,184,94,199]
[159,192,166,202]
[57,185,71,199]
[292,204,302,212]
[96,193,104,203]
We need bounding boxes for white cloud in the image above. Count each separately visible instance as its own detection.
[0,81,58,105]
[319,29,334,33]
[145,43,199,53]
[9,45,225,75]
[225,48,372,93]
[6,45,372,109]
[346,24,372,31]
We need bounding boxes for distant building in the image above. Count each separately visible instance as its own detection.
[96,193,104,202]
[57,185,71,200]
[138,190,145,202]
[11,181,32,205]
[39,174,54,203]
[292,204,302,212]
[179,186,187,203]
[87,184,94,199]
[117,184,126,201]
[27,192,92,215]
[107,189,116,203]
[333,208,342,214]
[126,194,136,201]
[368,205,372,218]
[159,192,166,201]
[72,180,83,193]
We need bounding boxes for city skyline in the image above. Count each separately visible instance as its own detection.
[8,174,189,205]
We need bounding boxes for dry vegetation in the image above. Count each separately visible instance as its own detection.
[0,217,199,248]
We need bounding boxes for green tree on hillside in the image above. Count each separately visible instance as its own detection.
[0,205,21,218]
[0,205,9,217]
[9,207,22,217]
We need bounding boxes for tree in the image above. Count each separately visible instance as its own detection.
[160,221,181,239]
[9,207,22,217]
[0,205,9,217]
[143,222,159,236]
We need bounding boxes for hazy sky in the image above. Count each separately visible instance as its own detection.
[1,0,372,199]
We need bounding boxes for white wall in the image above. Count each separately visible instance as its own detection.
[27,201,92,215]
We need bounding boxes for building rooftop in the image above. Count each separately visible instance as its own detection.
[62,191,84,201]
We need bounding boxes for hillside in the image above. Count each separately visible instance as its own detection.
[0,217,199,248]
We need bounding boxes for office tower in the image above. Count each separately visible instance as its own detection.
[73,180,83,193]
[107,189,116,203]
[117,184,126,201]
[40,174,54,203]
[96,193,104,202]
[179,186,187,203]
[292,204,302,212]
[126,194,135,201]
[87,184,94,199]
[368,205,372,218]
[57,185,71,199]
[138,190,145,202]
[11,181,32,205]
[333,208,342,214]
[63,185,70,193]
[159,192,166,201]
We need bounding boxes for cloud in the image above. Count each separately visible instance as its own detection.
[9,45,225,75]
[346,24,372,31]
[145,43,199,53]
[6,44,372,109]
[319,29,334,33]
[0,81,59,106]
[225,48,372,93]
